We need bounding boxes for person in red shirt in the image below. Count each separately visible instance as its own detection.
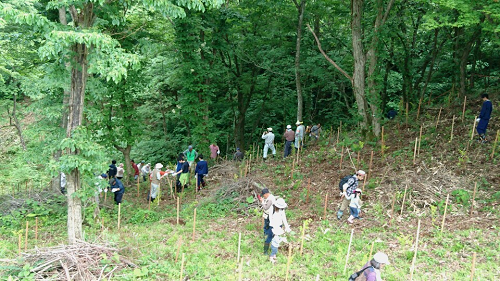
[131,159,140,181]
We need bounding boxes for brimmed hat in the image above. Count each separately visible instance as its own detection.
[272,227,284,236]
[267,127,273,131]
[373,252,390,265]
[261,188,270,196]
[273,198,288,209]
[286,125,291,129]
[155,163,163,169]
[295,121,303,125]
[357,170,366,176]
[355,188,362,193]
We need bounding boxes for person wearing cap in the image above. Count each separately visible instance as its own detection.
[131,159,140,181]
[183,145,199,171]
[351,252,390,281]
[194,154,208,191]
[141,163,151,182]
[337,170,366,220]
[259,188,276,255]
[116,163,125,180]
[148,163,168,202]
[233,148,244,161]
[283,125,295,158]
[110,177,125,205]
[346,188,362,223]
[294,121,305,150]
[261,127,276,160]
[269,198,292,262]
[476,93,493,143]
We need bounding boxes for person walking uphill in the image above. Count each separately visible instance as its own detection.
[295,121,305,150]
[110,177,125,205]
[183,145,199,170]
[269,198,292,263]
[194,154,208,191]
[262,127,276,160]
[337,170,366,220]
[131,160,140,181]
[477,93,493,143]
[283,125,295,158]
[349,252,390,281]
[259,188,276,255]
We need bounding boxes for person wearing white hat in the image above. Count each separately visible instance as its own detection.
[346,188,362,223]
[337,170,366,220]
[349,252,390,281]
[261,127,276,160]
[294,121,305,150]
[148,163,167,202]
[269,198,292,261]
[283,125,295,158]
[140,163,151,182]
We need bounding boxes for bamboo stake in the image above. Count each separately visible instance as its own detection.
[381,126,385,157]
[285,244,293,281]
[18,233,21,255]
[491,130,500,158]
[409,220,421,281]
[441,194,450,233]
[238,258,244,281]
[300,221,306,255]
[470,182,477,216]
[450,115,455,142]
[175,237,182,263]
[343,229,354,274]
[336,127,340,145]
[417,97,422,120]
[169,177,174,199]
[177,197,180,225]
[470,116,477,141]
[470,252,477,281]
[117,203,121,230]
[418,125,423,156]
[323,193,328,219]
[462,96,467,121]
[339,146,344,169]
[435,107,442,128]
[401,185,408,215]
[35,217,38,243]
[368,150,374,180]
[192,208,197,242]
[369,241,375,259]
[25,221,29,251]
[413,137,418,164]
[179,253,185,281]
[306,178,311,204]
[157,184,161,205]
[237,232,242,264]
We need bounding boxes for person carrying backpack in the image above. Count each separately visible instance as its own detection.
[348,252,390,281]
[337,170,365,220]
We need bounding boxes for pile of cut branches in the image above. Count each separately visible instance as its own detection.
[208,177,265,215]
[22,240,135,280]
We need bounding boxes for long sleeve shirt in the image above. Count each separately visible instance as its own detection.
[269,209,291,233]
[295,125,305,139]
[195,160,208,175]
[131,163,139,176]
[342,175,358,196]
[261,194,276,218]
[284,130,295,141]
[479,100,493,120]
[262,132,275,144]
[346,194,362,209]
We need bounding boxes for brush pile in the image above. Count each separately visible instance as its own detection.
[22,240,134,280]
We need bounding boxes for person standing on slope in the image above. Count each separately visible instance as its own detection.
[262,127,276,160]
[337,170,365,220]
[283,125,295,158]
[476,93,493,143]
[259,188,275,255]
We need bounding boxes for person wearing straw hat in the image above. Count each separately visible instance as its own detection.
[349,252,390,281]
[337,170,365,220]
[294,121,305,150]
[262,127,276,160]
[269,198,291,262]
[283,125,295,158]
[259,188,276,255]
[148,163,167,202]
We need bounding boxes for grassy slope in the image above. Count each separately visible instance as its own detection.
[1,98,500,280]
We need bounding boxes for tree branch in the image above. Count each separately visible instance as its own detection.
[381,0,395,26]
[306,24,353,83]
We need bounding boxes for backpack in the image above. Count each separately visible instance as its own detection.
[338,175,353,192]
[348,266,373,281]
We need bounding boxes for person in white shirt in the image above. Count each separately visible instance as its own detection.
[269,198,291,262]
[261,127,276,160]
[346,188,362,224]
[259,188,275,255]
[141,163,151,182]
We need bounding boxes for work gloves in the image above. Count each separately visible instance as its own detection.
[476,118,481,122]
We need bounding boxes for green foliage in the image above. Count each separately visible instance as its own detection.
[451,189,471,207]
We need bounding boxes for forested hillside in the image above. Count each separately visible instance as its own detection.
[0,0,499,280]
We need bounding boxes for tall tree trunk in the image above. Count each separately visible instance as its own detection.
[351,0,371,135]
[293,0,306,122]
[459,28,482,96]
[8,94,27,150]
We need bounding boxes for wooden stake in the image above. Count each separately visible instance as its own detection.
[470,182,477,216]
[177,197,180,225]
[381,126,385,157]
[25,221,29,251]
[470,252,477,281]
[238,257,244,281]
[441,194,450,233]
[418,125,423,156]
[435,107,442,128]
[169,177,174,199]
[35,217,38,243]
[462,96,467,121]
[343,229,354,274]
[117,203,121,230]
[192,208,197,242]
[339,146,344,169]
[413,137,418,164]
[323,193,328,219]
[237,232,242,264]
[175,237,182,263]
[179,253,185,281]
[401,185,408,215]
[157,184,161,205]
[336,127,340,145]
[450,115,455,142]
[470,116,477,141]
[417,97,422,120]
[306,178,311,204]
[18,233,21,255]
[285,244,293,281]
[491,130,500,158]
[369,241,375,259]
[300,221,306,255]
[368,151,374,180]
[409,219,421,281]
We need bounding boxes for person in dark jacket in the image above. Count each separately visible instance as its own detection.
[233,148,244,161]
[194,154,209,191]
[110,178,125,205]
[108,160,117,178]
[476,93,493,143]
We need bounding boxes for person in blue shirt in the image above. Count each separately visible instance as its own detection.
[477,93,493,143]
[110,178,125,205]
[194,154,209,191]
